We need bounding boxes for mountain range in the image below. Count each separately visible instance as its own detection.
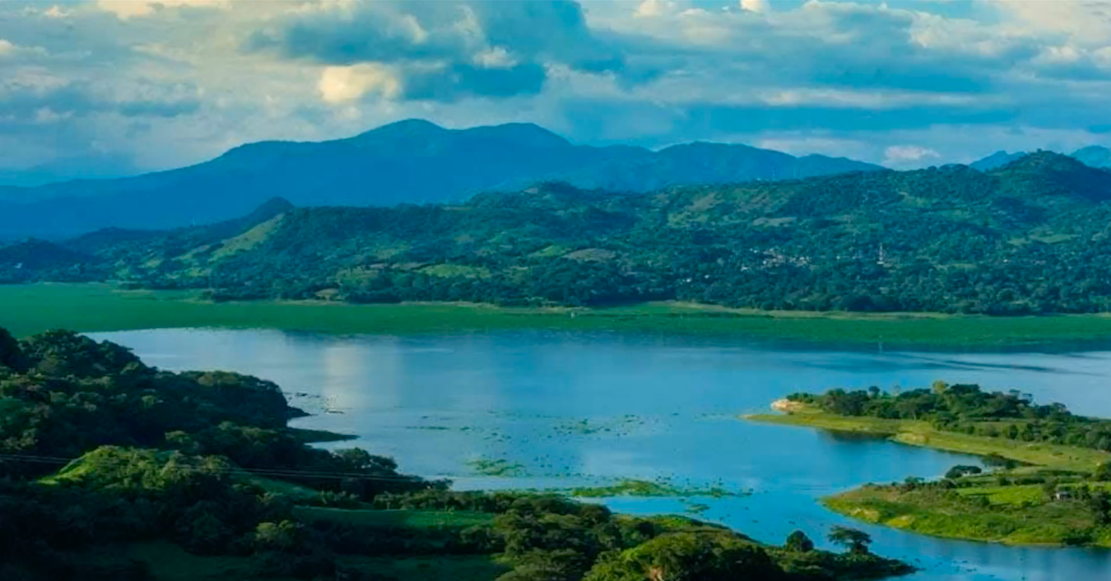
[0,119,883,238]
[8,151,1111,315]
[971,146,1111,171]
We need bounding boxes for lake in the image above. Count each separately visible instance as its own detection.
[94,328,1111,581]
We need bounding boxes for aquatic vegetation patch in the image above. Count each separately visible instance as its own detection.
[569,478,751,499]
[466,458,527,477]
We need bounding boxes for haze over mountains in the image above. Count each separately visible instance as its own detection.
[0,119,884,237]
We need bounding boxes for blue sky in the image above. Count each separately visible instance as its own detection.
[1,0,1111,180]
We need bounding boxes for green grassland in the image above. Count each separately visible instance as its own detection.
[823,486,1111,547]
[746,406,1111,472]
[7,283,1111,347]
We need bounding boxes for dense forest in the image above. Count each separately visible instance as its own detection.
[7,151,1111,314]
[0,325,910,581]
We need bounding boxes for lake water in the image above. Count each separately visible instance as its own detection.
[93,328,1111,581]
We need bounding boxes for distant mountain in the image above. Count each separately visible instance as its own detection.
[0,120,883,238]
[16,151,1111,314]
[970,151,1027,171]
[0,155,139,188]
[972,147,1111,172]
[1072,146,1111,169]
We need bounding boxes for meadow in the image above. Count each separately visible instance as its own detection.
[7,283,1111,348]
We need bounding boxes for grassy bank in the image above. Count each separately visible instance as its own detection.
[823,486,1111,547]
[6,283,1111,347]
[746,406,1111,472]
[747,402,1111,547]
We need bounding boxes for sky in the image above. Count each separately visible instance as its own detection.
[2,0,1111,181]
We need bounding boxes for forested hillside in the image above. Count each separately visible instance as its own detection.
[0,119,879,237]
[7,151,1111,315]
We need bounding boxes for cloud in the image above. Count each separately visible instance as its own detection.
[884,145,942,167]
[2,0,1111,180]
[318,64,402,103]
[96,0,227,20]
[248,0,622,103]
[740,0,770,14]
[43,6,70,19]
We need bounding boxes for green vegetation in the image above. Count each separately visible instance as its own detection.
[747,406,1111,472]
[568,479,743,499]
[751,382,1111,546]
[11,152,1111,318]
[0,325,913,581]
[11,283,1111,347]
[467,458,527,477]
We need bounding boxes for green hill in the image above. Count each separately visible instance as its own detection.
[9,151,1111,314]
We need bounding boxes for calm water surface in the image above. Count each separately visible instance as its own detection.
[94,329,1111,581]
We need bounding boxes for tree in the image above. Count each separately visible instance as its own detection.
[0,326,26,372]
[828,526,872,554]
[1095,462,1111,482]
[931,380,949,395]
[785,530,814,552]
[944,465,982,480]
[1089,491,1111,525]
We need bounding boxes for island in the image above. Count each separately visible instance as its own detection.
[0,325,913,581]
[747,382,1111,547]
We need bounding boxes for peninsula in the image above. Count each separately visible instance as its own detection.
[747,383,1111,547]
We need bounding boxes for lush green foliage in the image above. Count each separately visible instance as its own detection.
[789,382,1111,454]
[10,152,1111,315]
[772,381,1111,547]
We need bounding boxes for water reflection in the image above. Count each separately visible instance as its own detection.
[94,329,1111,581]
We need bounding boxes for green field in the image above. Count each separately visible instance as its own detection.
[823,486,1111,547]
[6,283,1111,347]
[745,407,1111,472]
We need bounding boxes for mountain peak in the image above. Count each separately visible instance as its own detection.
[1071,145,1111,168]
[356,118,448,140]
[970,150,1027,172]
[462,122,571,149]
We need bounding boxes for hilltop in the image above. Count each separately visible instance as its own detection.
[0,119,881,238]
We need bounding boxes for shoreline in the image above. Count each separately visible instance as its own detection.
[746,401,1111,548]
[7,283,1111,348]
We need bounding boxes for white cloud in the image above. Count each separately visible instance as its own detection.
[0,40,13,55]
[635,0,677,18]
[318,64,402,104]
[884,145,942,167]
[473,47,518,69]
[96,0,228,20]
[991,0,1111,45]
[43,5,70,19]
[740,0,770,14]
